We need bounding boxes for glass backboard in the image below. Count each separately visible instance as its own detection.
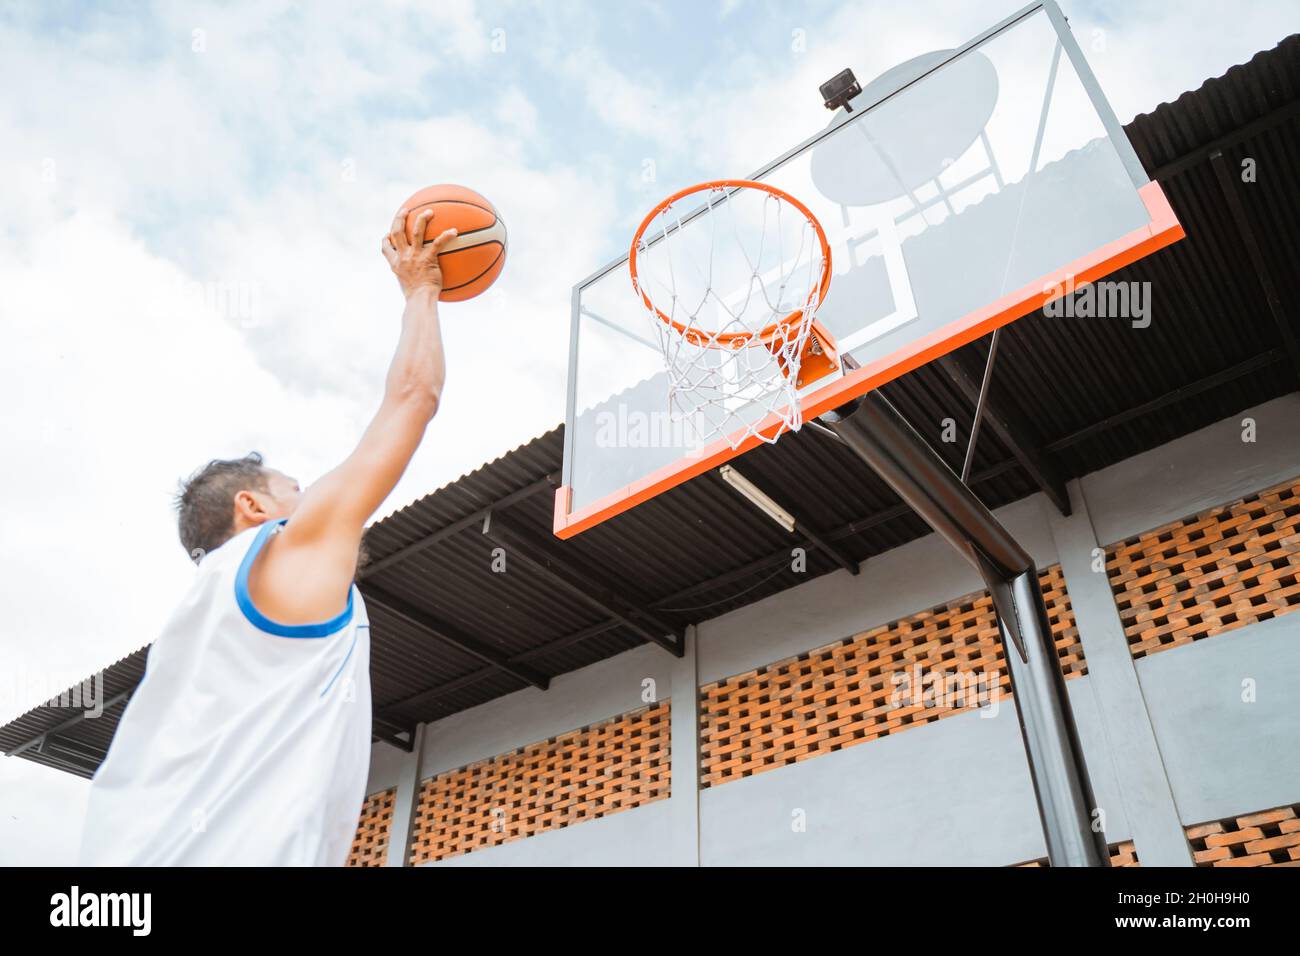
[557,0,1183,538]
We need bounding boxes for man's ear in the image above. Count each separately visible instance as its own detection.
[233,488,269,525]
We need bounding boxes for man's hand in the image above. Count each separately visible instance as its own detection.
[383,207,459,299]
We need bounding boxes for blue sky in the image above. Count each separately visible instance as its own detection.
[0,0,1295,863]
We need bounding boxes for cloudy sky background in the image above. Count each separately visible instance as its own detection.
[0,0,1293,864]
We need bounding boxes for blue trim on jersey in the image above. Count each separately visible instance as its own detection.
[235,519,354,638]
[321,624,365,697]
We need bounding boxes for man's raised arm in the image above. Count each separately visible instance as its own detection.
[250,208,458,624]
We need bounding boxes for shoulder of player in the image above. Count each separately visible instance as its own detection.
[242,520,352,624]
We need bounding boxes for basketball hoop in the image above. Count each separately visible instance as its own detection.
[629,179,837,449]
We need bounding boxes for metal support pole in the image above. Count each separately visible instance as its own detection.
[821,391,1107,866]
[820,394,1030,578]
[977,555,1109,866]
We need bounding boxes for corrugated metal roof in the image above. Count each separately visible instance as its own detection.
[5,35,1299,774]
[0,646,146,779]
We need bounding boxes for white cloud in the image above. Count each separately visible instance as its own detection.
[493,85,540,139]
[555,47,686,145]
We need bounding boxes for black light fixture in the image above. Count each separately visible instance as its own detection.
[819,68,862,113]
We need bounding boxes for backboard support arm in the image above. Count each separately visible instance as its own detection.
[820,390,1108,867]
[960,329,1002,483]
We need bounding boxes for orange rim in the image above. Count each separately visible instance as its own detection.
[629,179,833,349]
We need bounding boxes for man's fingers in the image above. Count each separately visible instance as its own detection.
[427,227,459,255]
[381,235,398,267]
[389,208,410,251]
[408,209,436,251]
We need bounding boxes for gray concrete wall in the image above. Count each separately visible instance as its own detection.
[1045,483,1193,864]
[1136,614,1300,827]
[366,736,408,794]
[415,641,673,780]
[700,678,1125,866]
[431,798,676,867]
[696,493,1060,686]
[369,394,1300,865]
[1082,393,1299,547]
[396,640,679,867]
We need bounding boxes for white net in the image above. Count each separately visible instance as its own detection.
[631,182,830,450]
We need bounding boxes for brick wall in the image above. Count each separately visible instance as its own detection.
[699,565,1083,789]
[406,701,671,864]
[1187,803,1300,867]
[1017,803,1300,867]
[345,787,395,867]
[1106,477,1300,659]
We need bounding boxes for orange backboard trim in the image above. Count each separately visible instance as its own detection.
[555,180,1184,539]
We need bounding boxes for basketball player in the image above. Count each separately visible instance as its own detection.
[79,209,457,866]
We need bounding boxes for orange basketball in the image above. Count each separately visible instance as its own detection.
[397,184,507,301]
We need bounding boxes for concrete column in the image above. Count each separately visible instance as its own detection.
[1045,482,1194,865]
[385,723,427,868]
[669,625,700,866]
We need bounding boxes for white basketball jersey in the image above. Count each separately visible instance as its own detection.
[80,519,372,866]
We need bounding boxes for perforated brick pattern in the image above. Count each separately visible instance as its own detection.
[1187,804,1300,866]
[700,566,1083,789]
[1019,805,1300,867]
[345,787,395,867]
[1018,840,1139,867]
[1106,478,1300,659]
[408,702,671,864]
